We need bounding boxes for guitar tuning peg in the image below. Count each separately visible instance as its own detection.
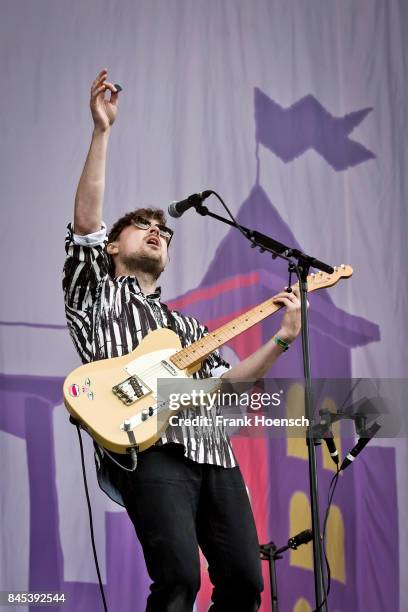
[341,264,346,269]
[334,266,338,272]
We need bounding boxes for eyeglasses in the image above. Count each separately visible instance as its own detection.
[132,216,174,245]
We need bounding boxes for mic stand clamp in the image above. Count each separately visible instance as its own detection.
[260,529,314,612]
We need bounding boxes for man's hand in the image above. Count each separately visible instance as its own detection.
[74,69,119,234]
[90,69,119,132]
[222,286,307,382]
[272,286,304,344]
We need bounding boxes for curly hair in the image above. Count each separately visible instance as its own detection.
[107,207,168,243]
[106,207,169,276]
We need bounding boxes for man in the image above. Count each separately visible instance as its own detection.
[63,69,303,612]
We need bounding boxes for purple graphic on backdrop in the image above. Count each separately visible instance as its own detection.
[0,375,150,612]
[173,186,397,611]
[255,88,375,170]
[0,83,395,612]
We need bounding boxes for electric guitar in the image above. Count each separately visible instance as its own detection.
[63,265,353,454]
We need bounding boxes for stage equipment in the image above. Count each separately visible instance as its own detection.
[260,530,313,612]
[181,189,346,611]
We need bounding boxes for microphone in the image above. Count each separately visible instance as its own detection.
[288,529,313,550]
[340,421,381,471]
[313,410,339,466]
[323,430,339,465]
[267,528,313,556]
[168,190,213,218]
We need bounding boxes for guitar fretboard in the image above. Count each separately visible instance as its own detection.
[169,265,352,372]
[169,294,285,371]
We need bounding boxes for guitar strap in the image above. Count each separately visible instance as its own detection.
[92,283,104,361]
[160,302,188,349]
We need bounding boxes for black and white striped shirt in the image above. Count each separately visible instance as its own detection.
[63,224,237,504]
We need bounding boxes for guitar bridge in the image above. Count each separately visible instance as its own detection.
[112,375,151,405]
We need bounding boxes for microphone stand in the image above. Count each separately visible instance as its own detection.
[193,199,332,611]
[260,529,313,612]
[260,541,280,612]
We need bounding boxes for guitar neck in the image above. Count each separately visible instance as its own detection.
[169,264,353,372]
[169,292,287,371]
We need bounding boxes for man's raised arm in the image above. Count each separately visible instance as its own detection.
[74,69,119,235]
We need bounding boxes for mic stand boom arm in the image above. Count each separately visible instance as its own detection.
[194,198,332,610]
[195,203,334,274]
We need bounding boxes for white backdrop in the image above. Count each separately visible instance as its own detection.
[0,1,407,610]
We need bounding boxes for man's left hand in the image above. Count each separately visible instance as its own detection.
[272,286,304,344]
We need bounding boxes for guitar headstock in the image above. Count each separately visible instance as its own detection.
[307,264,353,292]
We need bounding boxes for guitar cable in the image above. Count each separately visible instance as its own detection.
[102,446,138,472]
[313,466,341,612]
[74,422,109,612]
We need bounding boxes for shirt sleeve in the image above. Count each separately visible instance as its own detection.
[72,223,108,247]
[63,223,110,362]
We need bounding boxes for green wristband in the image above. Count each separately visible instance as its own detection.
[274,335,290,351]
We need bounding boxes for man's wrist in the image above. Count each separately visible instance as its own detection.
[273,335,290,352]
[276,328,297,345]
[93,125,111,137]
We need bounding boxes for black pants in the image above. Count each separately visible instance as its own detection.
[111,444,263,612]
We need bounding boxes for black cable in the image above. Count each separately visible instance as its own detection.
[75,424,109,612]
[312,380,361,611]
[211,191,257,243]
[323,471,340,591]
[313,468,340,612]
[337,378,361,413]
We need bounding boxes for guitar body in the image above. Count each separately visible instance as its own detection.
[64,328,191,454]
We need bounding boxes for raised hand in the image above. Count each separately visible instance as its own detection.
[90,69,119,132]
